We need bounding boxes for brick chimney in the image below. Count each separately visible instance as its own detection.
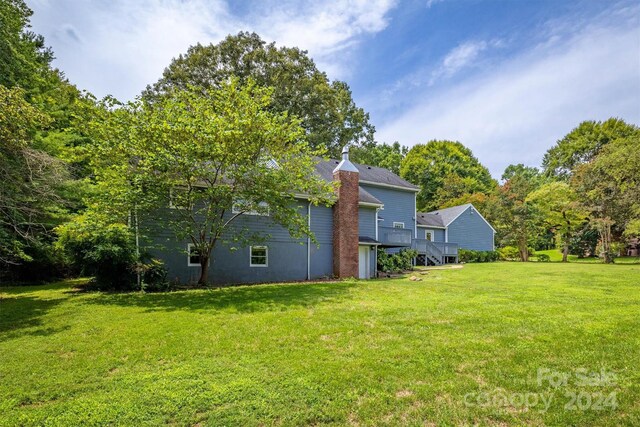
[333,145,359,278]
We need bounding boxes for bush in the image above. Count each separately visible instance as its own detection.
[459,249,499,263]
[377,248,418,273]
[536,253,551,262]
[498,246,521,261]
[56,214,137,290]
[140,258,171,292]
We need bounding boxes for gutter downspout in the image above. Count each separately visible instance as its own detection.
[307,201,311,281]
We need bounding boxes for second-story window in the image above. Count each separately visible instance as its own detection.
[232,200,270,216]
[393,222,405,229]
[426,231,433,241]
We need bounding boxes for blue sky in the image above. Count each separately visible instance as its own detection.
[28,0,640,177]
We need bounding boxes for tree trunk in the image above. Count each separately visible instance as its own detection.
[198,255,210,285]
[519,243,529,262]
[598,220,614,264]
[562,243,569,262]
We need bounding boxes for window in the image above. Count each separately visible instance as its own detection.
[393,222,405,229]
[187,244,200,266]
[426,232,433,241]
[232,200,269,216]
[250,246,268,267]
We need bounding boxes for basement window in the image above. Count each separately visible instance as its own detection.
[393,222,405,229]
[250,246,268,267]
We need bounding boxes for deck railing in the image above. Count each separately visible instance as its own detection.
[412,239,459,256]
[378,226,413,246]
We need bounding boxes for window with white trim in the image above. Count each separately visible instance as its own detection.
[393,222,405,229]
[187,244,200,266]
[232,200,269,216]
[250,246,268,267]
[425,231,433,241]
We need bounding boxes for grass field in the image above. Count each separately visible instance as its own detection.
[533,249,640,264]
[1,263,639,426]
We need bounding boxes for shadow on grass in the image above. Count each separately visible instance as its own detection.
[0,295,68,338]
[86,281,358,314]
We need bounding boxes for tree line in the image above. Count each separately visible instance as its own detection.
[1,0,638,286]
[360,120,639,263]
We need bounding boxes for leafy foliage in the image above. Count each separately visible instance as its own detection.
[88,79,335,284]
[543,118,639,180]
[527,181,588,262]
[55,213,136,290]
[143,32,375,157]
[350,141,407,175]
[377,248,417,273]
[458,249,499,263]
[400,140,496,211]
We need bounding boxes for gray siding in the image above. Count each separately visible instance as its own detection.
[418,227,445,242]
[358,207,377,239]
[446,206,494,251]
[360,184,415,237]
[145,200,335,285]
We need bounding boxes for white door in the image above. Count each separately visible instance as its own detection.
[358,246,369,279]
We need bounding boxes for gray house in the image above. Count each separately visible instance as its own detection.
[149,147,419,285]
[414,204,495,265]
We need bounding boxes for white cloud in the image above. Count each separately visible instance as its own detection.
[376,5,640,177]
[27,0,397,100]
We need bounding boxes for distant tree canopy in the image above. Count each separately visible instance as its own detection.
[143,32,375,158]
[542,118,639,180]
[350,141,407,175]
[400,140,496,211]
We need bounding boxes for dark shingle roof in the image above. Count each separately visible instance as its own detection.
[314,158,419,191]
[416,212,445,228]
[426,204,471,226]
[359,186,383,205]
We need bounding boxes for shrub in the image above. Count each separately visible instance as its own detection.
[459,249,499,263]
[140,258,170,292]
[56,214,137,290]
[498,246,521,261]
[536,253,551,262]
[377,248,418,273]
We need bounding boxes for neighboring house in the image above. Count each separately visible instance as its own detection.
[414,204,495,265]
[149,147,419,285]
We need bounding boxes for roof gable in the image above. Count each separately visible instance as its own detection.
[425,203,496,232]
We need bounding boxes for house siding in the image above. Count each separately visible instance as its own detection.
[418,227,445,242]
[446,206,494,251]
[146,200,335,285]
[358,206,377,239]
[360,184,415,236]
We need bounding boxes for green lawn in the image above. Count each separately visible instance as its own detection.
[1,263,639,426]
[533,249,640,264]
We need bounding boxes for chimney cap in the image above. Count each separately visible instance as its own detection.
[333,145,358,173]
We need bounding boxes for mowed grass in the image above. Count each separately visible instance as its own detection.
[1,263,639,426]
[533,249,640,264]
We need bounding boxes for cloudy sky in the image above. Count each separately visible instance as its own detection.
[28,0,640,177]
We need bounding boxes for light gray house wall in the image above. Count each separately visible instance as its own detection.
[447,206,494,251]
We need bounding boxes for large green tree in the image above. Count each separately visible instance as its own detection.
[496,164,546,261]
[400,140,496,211]
[143,32,375,157]
[527,182,588,262]
[350,141,407,175]
[86,80,334,285]
[572,134,640,263]
[542,118,639,179]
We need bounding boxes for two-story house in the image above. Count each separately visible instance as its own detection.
[150,147,419,285]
